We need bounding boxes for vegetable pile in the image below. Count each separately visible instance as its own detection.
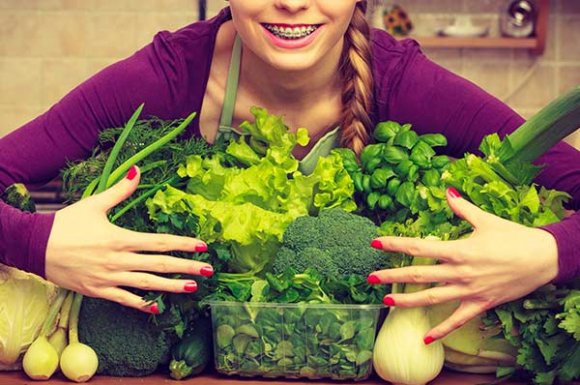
[1,87,578,384]
[341,88,580,385]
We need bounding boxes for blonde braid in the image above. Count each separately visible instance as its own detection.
[340,1,374,155]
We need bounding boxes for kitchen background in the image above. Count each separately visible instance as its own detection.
[0,0,579,149]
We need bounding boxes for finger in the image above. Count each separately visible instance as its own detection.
[424,300,486,343]
[111,252,214,277]
[371,236,464,262]
[114,272,199,294]
[88,165,140,211]
[368,265,457,285]
[383,284,466,308]
[94,287,159,314]
[446,187,495,228]
[114,227,208,254]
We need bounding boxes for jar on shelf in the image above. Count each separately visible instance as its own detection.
[500,0,537,38]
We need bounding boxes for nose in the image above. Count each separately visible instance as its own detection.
[274,0,312,13]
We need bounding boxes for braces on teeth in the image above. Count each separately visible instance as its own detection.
[264,24,318,39]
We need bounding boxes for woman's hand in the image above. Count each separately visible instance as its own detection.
[45,166,213,314]
[368,187,559,344]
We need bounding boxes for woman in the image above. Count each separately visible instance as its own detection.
[0,1,578,345]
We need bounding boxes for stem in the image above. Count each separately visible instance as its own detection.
[138,160,168,174]
[40,289,67,337]
[97,104,144,193]
[81,178,99,200]
[110,176,180,223]
[58,291,75,329]
[104,112,197,189]
[68,292,84,344]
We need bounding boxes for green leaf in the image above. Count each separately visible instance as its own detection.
[410,141,436,168]
[371,168,395,189]
[420,133,448,148]
[383,146,409,164]
[217,325,236,348]
[395,181,415,208]
[393,130,419,149]
[373,121,400,142]
[520,186,540,215]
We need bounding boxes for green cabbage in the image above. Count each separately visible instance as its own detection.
[0,265,58,369]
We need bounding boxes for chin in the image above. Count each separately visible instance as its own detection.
[262,51,324,72]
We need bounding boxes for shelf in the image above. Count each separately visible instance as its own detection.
[402,36,539,50]
[386,0,549,54]
[0,371,531,385]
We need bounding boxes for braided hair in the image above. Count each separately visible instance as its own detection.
[339,1,374,155]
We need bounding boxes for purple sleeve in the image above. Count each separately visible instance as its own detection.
[383,41,580,282]
[0,31,192,278]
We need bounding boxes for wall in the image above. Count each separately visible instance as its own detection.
[0,0,578,146]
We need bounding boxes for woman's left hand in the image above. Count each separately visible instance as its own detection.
[368,188,559,344]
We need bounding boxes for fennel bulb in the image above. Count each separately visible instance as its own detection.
[373,307,444,385]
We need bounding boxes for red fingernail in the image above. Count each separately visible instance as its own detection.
[367,274,381,285]
[200,266,214,277]
[150,303,160,315]
[448,187,461,199]
[126,165,137,180]
[383,296,396,306]
[424,336,436,345]
[184,282,198,293]
[195,243,208,253]
[370,240,383,250]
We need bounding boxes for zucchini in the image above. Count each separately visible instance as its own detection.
[169,317,213,380]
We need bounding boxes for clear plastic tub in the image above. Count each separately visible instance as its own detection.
[209,301,382,381]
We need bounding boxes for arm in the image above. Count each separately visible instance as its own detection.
[383,42,580,282]
[0,30,191,277]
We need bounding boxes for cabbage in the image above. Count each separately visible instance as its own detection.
[0,265,58,369]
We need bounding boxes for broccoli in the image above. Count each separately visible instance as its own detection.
[78,297,181,377]
[272,208,391,278]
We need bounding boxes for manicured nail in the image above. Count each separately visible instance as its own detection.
[150,303,160,315]
[200,266,214,277]
[383,296,396,306]
[367,274,381,285]
[184,281,198,293]
[195,243,208,253]
[424,336,436,345]
[447,187,461,199]
[126,165,137,180]
[370,239,383,250]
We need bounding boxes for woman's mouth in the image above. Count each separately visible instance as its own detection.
[260,23,324,49]
[261,23,321,40]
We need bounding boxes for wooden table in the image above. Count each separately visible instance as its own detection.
[0,371,528,385]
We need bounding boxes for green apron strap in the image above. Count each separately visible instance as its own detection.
[217,34,243,140]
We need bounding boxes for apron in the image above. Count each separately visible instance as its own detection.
[215,35,341,175]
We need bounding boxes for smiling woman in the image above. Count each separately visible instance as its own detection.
[0,0,578,356]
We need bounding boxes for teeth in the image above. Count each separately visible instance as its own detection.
[264,24,319,39]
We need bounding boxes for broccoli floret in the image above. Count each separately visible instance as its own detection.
[273,208,390,278]
[78,297,180,377]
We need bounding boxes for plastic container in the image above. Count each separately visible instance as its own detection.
[209,301,382,381]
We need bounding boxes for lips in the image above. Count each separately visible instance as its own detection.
[260,22,324,50]
[261,23,321,40]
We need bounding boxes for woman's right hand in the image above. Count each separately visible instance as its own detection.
[45,166,212,314]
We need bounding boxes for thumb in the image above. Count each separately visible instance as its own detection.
[446,187,492,228]
[89,165,140,211]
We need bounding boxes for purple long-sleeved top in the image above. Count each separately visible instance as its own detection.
[1,8,579,282]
